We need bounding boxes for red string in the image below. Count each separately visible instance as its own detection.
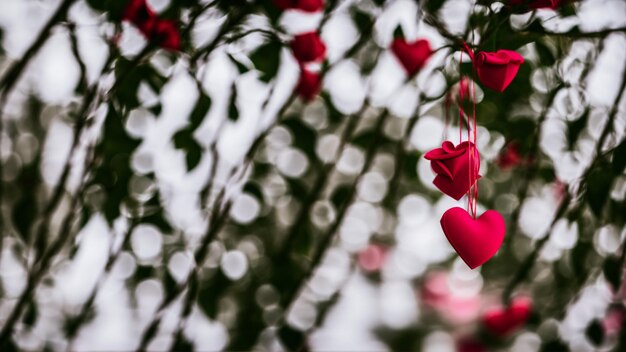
[459,43,479,219]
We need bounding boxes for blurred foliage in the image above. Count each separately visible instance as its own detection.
[0,0,624,351]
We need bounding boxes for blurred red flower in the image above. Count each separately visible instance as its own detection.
[291,32,327,63]
[296,67,322,102]
[509,0,568,9]
[481,296,532,337]
[150,19,181,51]
[122,0,180,51]
[496,142,523,170]
[123,0,155,34]
[273,0,325,12]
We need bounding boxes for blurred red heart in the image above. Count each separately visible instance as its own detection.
[440,207,505,269]
[424,141,480,200]
[509,0,562,9]
[391,38,433,76]
[273,0,325,12]
[475,50,524,92]
[482,297,532,337]
[296,67,322,102]
[149,19,180,51]
[291,32,326,63]
[123,0,157,36]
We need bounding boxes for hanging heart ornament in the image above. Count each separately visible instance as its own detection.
[440,207,505,269]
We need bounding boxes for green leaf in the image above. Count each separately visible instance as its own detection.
[12,189,37,244]
[228,85,240,121]
[603,255,622,291]
[540,339,568,352]
[330,185,351,210]
[282,118,317,160]
[197,271,230,319]
[393,25,405,40]
[91,106,141,225]
[250,40,282,82]
[173,128,203,171]
[566,108,589,150]
[424,0,447,14]
[612,138,626,175]
[585,320,604,346]
[286,178,308,200]
[351,9,373,34]
[22,301,38,327]
[244,182,264,204]
[585,164,614,217]
[189,93,212,130]
[535,40,556,66]
[278,325,306,351]
[227,54,250,74]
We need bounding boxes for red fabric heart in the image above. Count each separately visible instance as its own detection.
[391,38,433,76]
[273,0,325,12]
[291,32,326,63]
[475,50,524,92]
[440,207,505,269]
[424,141,480,200]
[296,67,322,102]
[482,297,532,337]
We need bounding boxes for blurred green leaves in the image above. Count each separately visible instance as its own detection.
[250,40,282,83]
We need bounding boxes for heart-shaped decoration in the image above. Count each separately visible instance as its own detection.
[291,32,327,63]
[475,50,524,92]
[482,297,532,337]
[440,207,505,269]
[424,141,480,200]
[273,0,325,12]
[391,38,433,76]
[296,67,322,102]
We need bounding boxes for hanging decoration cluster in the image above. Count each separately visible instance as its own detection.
[425,42,525,269]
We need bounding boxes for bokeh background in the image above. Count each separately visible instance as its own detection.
[0,0,626,351]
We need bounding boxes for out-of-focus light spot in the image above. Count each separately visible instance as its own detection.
[316,134,340,163]
[340,217,371,252]
[131,149,155,174]
[595,225,621,255]
[358,244,387,273]
[256,284,280,308]
[398,194,431,225]
[126,109,155,138]
[549,219,578,250]
[287,299,317,331]
[221,250,248,280]
[519,197,556,239]
[167,251,193,283]
[512,332,542,352]
[277,147,309,178]
[380,281,418,328]
[410,116,444,152]
[230,193,261,224]
[131,225,163,261]
[112,252,136,279]
[357,172,388,203]
[337,145,365,175]
[311,200,336,228]
[423,331,455,352]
